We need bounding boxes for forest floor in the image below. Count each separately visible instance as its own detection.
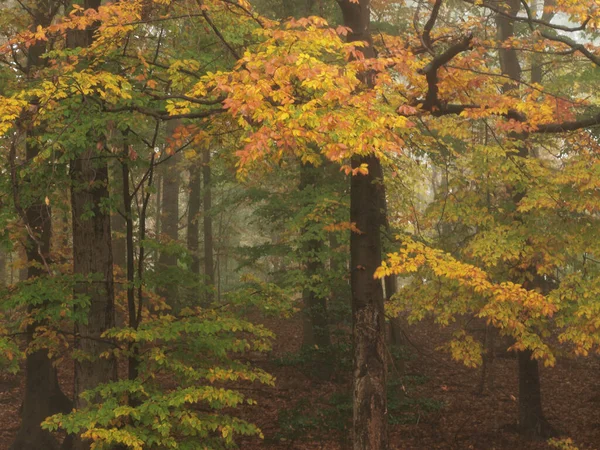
[1,315,599,450]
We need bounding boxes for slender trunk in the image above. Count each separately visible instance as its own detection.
[478,324,496,395]
[187,161,201,276]
[121,158,138,380]
[202,148,215,304]
[0,251,5,286]
[110,153,127,271]
[496,0,550,436]
[381,188,404,349]
[111,203,127,270]
[157,122,180,307]
[111,160,126,329]
[11,6,71,449]
[67,3,117,448]
[155,171,162,238]
[337,2,388,448]
[300,164,331,352]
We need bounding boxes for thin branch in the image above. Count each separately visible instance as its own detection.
[196,0,241,60]
[463,0,591,32]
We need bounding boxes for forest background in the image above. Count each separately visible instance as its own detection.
[0,0,600,449]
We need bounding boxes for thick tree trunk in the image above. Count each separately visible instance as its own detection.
[12,188,71,450]
[70,147,117,450]
[10,351,71,450]
[187,161,201,277]
[202,148,215,304]
[67,4,117,448]
[337,2,388,449]
[11,6,71,449]
[157,122,181,307]
[350,154,388,450]
[517,349,547,436]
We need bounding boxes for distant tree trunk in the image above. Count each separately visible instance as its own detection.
[110,160,126,327]
[111,196,127,271]
[121,156,137,380]
[67,2,117,448]
[10,4,71,449]
[381,187,403,349]
[202,148,215,304]
[478,324,496,395]
[155,171,162,238]
[337,2,388,449]
[496,0,551,437]
[300,164,331,351]
[157,121,181,307]
[297,3,331,353]
[187,161,201,277]
[0,251,5,286]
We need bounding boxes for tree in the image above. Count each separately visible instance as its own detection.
[8,1,71,448]
[156,120,182,308]
[66,0,117,447]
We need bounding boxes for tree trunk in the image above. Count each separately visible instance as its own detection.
[477,324,496,395]
[382,191,404,349]
[12,183,71,450]
[111,197,127,271]
[496,0,551,437]
[187,161,201,277]
[11,5,71,449]
[70,147,117,450]
[121,158,138,380]
[517,349,546,436]
[67,3,117,448]
[202,148,215,304]
[0,251,5,286]
[299,164,331,352]
[157,122,181,307]
[350,154,388,450]
[337,2,388,449]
